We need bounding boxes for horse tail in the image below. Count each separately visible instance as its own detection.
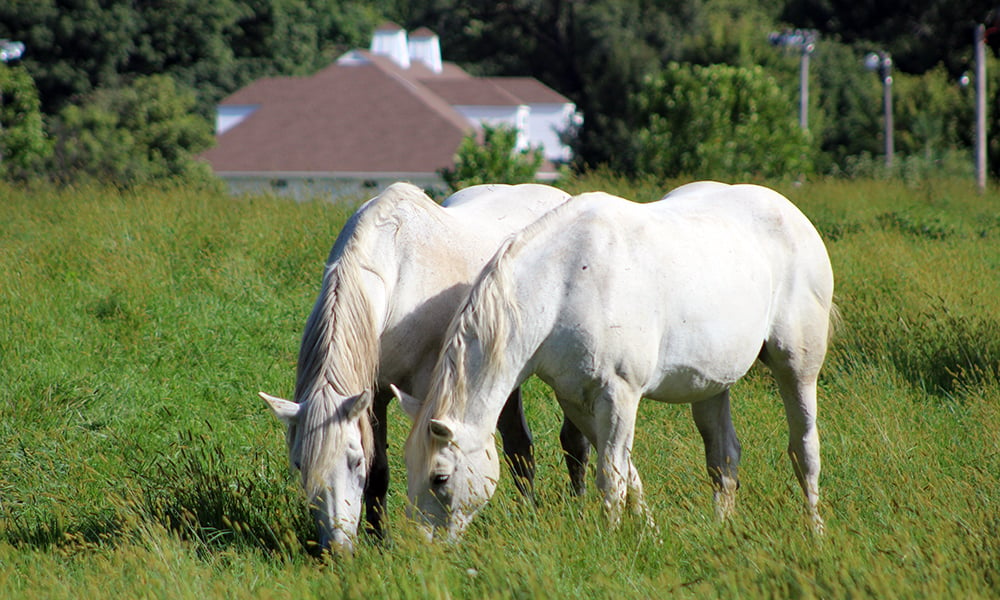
[827,300,842,348]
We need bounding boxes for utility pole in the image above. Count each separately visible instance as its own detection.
[768,29,818,131]
[975,24,988,193]
[865,51,894,169]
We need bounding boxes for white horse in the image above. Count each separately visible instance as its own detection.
[553,179,743,493]
[259,181,571,552]
[399,182,836,540]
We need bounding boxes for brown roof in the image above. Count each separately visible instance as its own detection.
[488,77,571,104]
[420,78,522,106]
[202,57,472,175]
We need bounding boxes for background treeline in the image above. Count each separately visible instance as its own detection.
[1,0,999,186]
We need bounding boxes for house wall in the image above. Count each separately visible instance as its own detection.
[454,103,575,162]
[216,106,258,135]
[452,105,530,152]
[526,103,577,163]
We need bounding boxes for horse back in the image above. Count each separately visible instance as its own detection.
[441,183,571,234]
[515,186,832,402]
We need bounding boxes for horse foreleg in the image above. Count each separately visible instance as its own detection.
[559,416,591,495]
[364,391,391,540]
[594,392,644,528]
[691,390,742,521]
[496,387,535,498]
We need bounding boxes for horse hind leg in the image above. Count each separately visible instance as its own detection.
[762,326,828,534]
[496,387,536,498]
[774,368,824,533]
[559,416,591,496]
[691,390,742,521]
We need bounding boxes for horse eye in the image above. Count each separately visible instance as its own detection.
[293,460,301,470]
[431,473,450,487]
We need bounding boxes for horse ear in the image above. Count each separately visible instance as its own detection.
[348,389,374,420]
[259,391,300,426]
[390,384,422,421]
[429,419,454,442]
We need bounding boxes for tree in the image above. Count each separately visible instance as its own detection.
[805,41,884,172]
[780,0,999,75]
[47,75,215,187]
[439,124,543,192]
[0,64,50,179]
[633,62,813,180]
[0,0,139,115]
[0,0,389,118]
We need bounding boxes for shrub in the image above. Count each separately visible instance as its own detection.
[46,74,216,187]
[633,62,813,181]
[0,63,50,179]
[439,123,543,193]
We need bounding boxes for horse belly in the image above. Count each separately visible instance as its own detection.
[645,280,771,404]
[645,356,756,404]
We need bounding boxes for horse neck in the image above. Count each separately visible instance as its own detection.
[429,239,556,437]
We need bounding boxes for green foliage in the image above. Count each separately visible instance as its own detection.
[46,75,216,187]
[0,0,388,117]
[802,41,881,172]
[634,62,813,180]
[0,0,139,114]
[0,63,50,179]
[4,0,998,183]
[439,124,543,192]
[780,0,993,75]
[678,0,787,67]
[893,65,970,159]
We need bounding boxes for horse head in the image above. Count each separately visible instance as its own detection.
[260,389,374,553]
[395,385,500,541]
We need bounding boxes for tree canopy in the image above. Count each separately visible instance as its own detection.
[1,0,998,184]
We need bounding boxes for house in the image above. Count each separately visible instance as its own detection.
[200,24,580,199]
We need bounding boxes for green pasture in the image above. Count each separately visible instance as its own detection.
[1,177,998,598]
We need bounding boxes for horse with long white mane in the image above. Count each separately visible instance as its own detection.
[259,181,572,552]
[398,182,836,540]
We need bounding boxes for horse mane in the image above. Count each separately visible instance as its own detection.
[294,182,433,499]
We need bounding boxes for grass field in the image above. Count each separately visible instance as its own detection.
[1,177,998,598]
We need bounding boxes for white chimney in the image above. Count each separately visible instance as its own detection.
[370,23,410,68]
[407,28,442,74]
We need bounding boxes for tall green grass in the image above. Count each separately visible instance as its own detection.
[1,178,998,598]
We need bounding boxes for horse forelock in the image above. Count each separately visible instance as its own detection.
[294,385,375,501]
